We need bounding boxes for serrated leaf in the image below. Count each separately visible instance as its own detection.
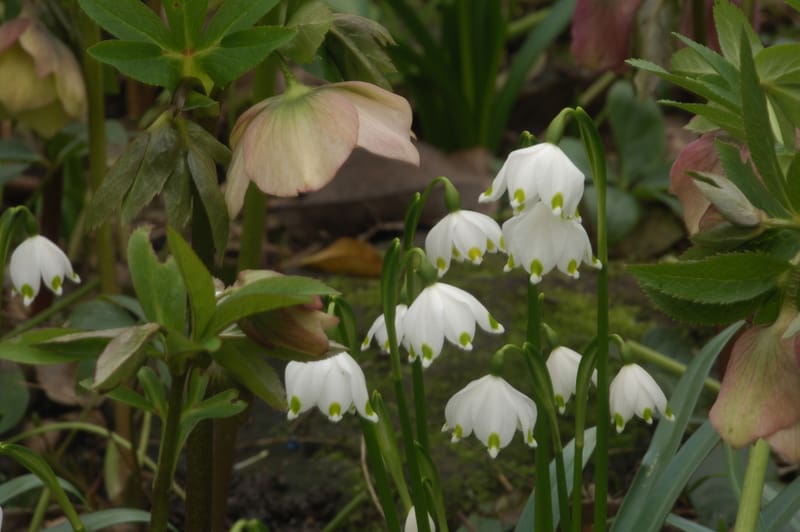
[88,41,183,90]
[715,140,788,217]
[672,33,739,88]
[162,156,193,229]
[163,0,208,49]
[93,323,161,391]
[628,58,739,110]
[713,0,762,67]
[87,132,148,228]
[281,0,333,63]
[195,26,296,86]
[324,13,396,90]
[641,284,767,324]
[629,253,790,305]
[167,227,216,337]
[127,228,187,332]
[200,0,280,46]
[186,146,229,254]
[661,100,745,138]
[121,121,181,224]
[212,339,286,410]
[184,120,231,165]
[78,0,177,49]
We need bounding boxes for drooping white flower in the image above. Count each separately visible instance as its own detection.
[502,202,601,284]
[443,375,537,458]
[479,143,585,216]
[361,304,407,353]
[404,506,436,532]
[609,363,674,433]
[9,235,80,306]
[425,210,504,277]
[402,283,504,368]
[285,352,378,423]
[546,346,597,414]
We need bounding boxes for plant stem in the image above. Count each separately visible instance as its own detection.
[185,419,213,532]
[734,438,770,532]
[28,487,50,532]
[628,340,720,393]
[411,358,430,453]
[151,371,187,532]
[211,404,251,532]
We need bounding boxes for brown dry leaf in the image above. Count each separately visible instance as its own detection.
[294,237,383,277]
[35,362,94,406]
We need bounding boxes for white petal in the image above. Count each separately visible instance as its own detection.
[9,237,42,305]
[479,159,509,203]
[334,352,378,422]
[425,214,455,276]
[403,288,446,366]
[437,283,503,334]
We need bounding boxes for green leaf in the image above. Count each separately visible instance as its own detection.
[713,0,762,67]
[67,299,138,330]
[87,132,149,229]
[628,58,739,111]
[127,228,187,332]
[786,151,800,213]
[715,140,788,217]
[184,120,231,165]
[186,147,229,255]
[761,475,800,531]
[281,0,333,64]
[200,0,280,46]
[78,0,177,49]
[101,384,153,413]
[42,509,152,531]
[630,253,789,305]
[641,285,767,325]
[672,33,739,88]
[92,323,161,391]
[739,32,789,207]
[162,156,193,229]
[324,13,396,89]
[121,120,181,224]
[0,342,99,365]
[661,100,745,139]
[0,474,85,506]
[163,0,208,49]
[166,227,216,338]
[204,276,338,336]
[195,26,297,86]
[138,366,167,418]
[89,41,183,89]
[212,339,286,410]
[180,389,247,441]
[0,363,29,433]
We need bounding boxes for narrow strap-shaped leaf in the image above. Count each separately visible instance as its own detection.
[0,474,85,506]
[761,475,800,531]
[664,513,716,531]
[660,100,745,139]
[186,143,229,256]
[42,508,152,531]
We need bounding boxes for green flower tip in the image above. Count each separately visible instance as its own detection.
[526,430,536,448]
[642,407,654,424]
[487,432,501,458]
[468,247,482,263]
[50,276,62,292]
[364,401,378,422]
[614,412,625,433]
[451,246,461,258]
[665,405,674,421]
[513,189,526,206]
[436,257,447,271]
[486,239,496,251]
[551,192,563,214]
[529,259,544,284]
[555,394,566,414]
[567,259,578,278]
[488,314,500,331]
[289,396,302,419]
[451,424,463,442]
[21,283,34,299]
[482,185,493,197]
[422,344,434,361]
[459,332,472,347]
[328,402,342,421]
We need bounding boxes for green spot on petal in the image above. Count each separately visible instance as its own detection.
[436,257,447,271]
[486,239,495,251]
[513,189,525,205]
[468,247,481,262]
[567,259,578,275]
[551,192,563,212]
[329,402,342,419]
[51,276,62,291]
[507,255,515,268]
[499,236,505,249]
[665,405,674,420]
[530,260,543,277]
[422,344,434,361]
[526,430,536,447]
[488,314,500,330]
[452,246,461,258]
[290,396,302,415]
[365,401,376,418]
[21,284,34,298]
[459,332,471,346]
[454,425,463,439]
[614,412,625,432]
[488,432,501,453]
[483,185,493,196]
[555,394,565,413]
[643,407,653,424]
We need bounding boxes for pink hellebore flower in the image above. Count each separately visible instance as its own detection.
[571,0,641,72]
[0,16,86,137]
[709,307,800,458]
[225,81,419,217]
[669,133,721,235]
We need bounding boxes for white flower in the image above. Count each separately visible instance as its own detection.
[285,352,378,423]
[404,506,435,532]
[546,346,597,414]
[425,210,504,277]
[609,363,674,433]
[479,143,585,216]
[402,283,503,368]
[9,235,80,306]
[361,304,407,353]
[443,375,537,458]
[503,202,601,284]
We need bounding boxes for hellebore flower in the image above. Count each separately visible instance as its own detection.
[546,346,597,414]
[225,80,419,217]
[443,375,537,458]
[609,363,674,433]
[571,0,641,72]
[404,507,435,532]
[361,304,407,353]
[479,143,585,216]
[9,235,80,306]
[502,202,601,284]
[285,351,378,422]
[402,283,504,368]
[710,308,800,451]
[425,210,504,277]
[0,16,86,137]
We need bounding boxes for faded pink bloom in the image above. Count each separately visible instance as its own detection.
[767,423,800,464]
[710,308,800,451]
[571,0,641,72]
[0,15,86,137]
[669,133,721,235]
[225,81,419,217]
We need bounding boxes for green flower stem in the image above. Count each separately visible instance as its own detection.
[185,419,213,532]
[237,185,266,271]
[322,491,369,532]
[734,438,770,532]
[571,345,596,532]
[411,357,430,452]
[211,402,251,532]
[628,340,721,393]
[79,12,117,295]
[28,487,51,532]
[151,371,187,532]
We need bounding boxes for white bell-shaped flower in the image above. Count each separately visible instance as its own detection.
[443,374,537,458]
[404,506,436,532]
[9,235,80,306]
[609,363,674,433]
[479,142,585,216]
[425,210,504,277]
[546,346,597,414]
[503,202,601,284]
[285,352,378,423]
[361,304,408,353]
[402,283,504,368]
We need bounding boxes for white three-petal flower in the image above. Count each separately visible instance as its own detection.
[546,346,597,414]
[285,352,378,423]
[425,210,504,277]
[402,283,503,368]
[361,304,408,353]
[609,363,674,433]
[443,375,537,458]
[9,235,80,306]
